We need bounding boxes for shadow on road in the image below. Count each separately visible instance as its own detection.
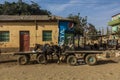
[97,60,118,65]
[0,59,118,66]
[0,60,17,64]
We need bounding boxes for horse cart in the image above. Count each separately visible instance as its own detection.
[14,38,120,66]
[14,46,110,66]
[14,51,45,65]
[14,44,64,65]
[14,38,120,65]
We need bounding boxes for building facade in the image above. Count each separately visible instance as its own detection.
[0,15,74,53]
[108,13,120,40]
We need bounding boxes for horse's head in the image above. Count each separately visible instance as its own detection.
[34,44,43,51]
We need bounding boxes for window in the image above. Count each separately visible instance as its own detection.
[42,31,52,41]
[0,31,10,42]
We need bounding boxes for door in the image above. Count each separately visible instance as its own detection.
[20,31,30,51]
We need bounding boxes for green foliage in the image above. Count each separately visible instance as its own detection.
[68,13,88,47]
[87,23,98,40]
[0,1,51,15]
[68,13,87,35]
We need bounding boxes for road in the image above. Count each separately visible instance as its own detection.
[0,54,120,80]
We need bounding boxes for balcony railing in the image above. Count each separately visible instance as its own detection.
[108,18,120,26]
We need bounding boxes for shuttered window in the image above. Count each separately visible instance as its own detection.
[0,31,10,42]
[42,31,52,41]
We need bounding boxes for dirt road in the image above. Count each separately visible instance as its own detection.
[0,54,120,80]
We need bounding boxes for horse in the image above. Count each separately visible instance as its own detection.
[33,43,63,64]
[33,44,43,51]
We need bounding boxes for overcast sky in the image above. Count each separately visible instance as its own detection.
[0,0,120,30]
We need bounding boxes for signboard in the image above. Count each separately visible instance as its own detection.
[59,21,74,46]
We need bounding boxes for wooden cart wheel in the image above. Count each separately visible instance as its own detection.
[18,55,29,65]
[37,54,46,64]
[85,54,97,66]
[67,55,77,66]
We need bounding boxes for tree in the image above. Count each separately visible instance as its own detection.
[68,13,87,47]
[0,1,51,15]
[87,23,98,40]
[68,13,86,35]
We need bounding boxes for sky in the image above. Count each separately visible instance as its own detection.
[0,0,120,31]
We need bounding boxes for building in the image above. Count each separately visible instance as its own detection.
[108,13,120,39]
[0,15,74,53]
[108,13,120,33]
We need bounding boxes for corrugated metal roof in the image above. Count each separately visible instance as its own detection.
[0,15,73,21]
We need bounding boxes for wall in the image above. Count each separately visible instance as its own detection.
[37,22,59,45]
[112,14,120,20]
[112,26,118,33]
[0,21,58,52]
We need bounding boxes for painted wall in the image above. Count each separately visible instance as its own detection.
[112,14,120,20]
[112,26,118,33]
[36,22,58,45]
[0,21,58,52]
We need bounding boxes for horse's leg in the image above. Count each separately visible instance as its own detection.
[47,52,53,61]
[48,54,53,61]
[57,55,60,64]
[44,54,47,64]
[57,54,62,64]
[58,55,64,64]
[51,55,53,61]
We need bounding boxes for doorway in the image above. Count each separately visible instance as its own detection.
[19,31,30,51]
